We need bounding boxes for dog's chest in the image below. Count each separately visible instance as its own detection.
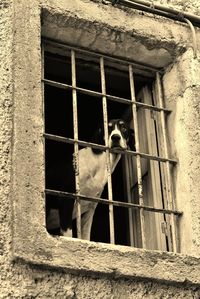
[72,147,120,217]
[78,148,108,197]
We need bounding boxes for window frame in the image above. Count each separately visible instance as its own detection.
[42,38,181,251]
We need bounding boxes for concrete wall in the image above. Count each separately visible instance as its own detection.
[0,0,200,298]
[156,0,200,14]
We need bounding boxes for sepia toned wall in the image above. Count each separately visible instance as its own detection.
[0,0,200,298]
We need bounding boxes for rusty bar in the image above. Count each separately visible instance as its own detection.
[44,133,178,164]
[100,56,115,244]
[45,189,182,216]
[71,50,82,239]
[129,64,146,249]
[42,44,47,218]
[156,72,178,252]
[42,78,172,113]
[42,45,45,133]
[124,156,135,246]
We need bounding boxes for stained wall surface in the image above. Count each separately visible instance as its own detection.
[0,0,200,298]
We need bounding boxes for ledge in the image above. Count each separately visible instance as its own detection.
[13,231,200,286]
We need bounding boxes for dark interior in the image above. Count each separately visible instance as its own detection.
[44,50,152,245]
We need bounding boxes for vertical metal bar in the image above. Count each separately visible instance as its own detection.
[129,65,146,249]
[42,45,47,228]
[156,72,178,252]
[124,156,135,246]
[71,50,81,239]
[100,57,115,244]
[41,45,45,132]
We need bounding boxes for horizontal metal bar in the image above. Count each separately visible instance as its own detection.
[44,133,177,164]
[42,37,162,73]
[44,133,106,149]
[45,189,182,216]
[43,78,131,104]
[42,78,172,113]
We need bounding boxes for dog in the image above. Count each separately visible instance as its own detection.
[46,119,134,241]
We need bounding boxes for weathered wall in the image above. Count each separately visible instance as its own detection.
[92,0,200,14]
[0,0,15,295]
[0,0,200,298]
[155,0,200,14]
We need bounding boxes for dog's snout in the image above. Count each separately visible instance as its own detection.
[111,134,121,142]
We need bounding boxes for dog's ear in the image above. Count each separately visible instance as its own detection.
[128,128,136,151]
[92,125,105,154]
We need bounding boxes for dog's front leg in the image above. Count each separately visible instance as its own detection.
[59,197,74,238]
[81,203,97,240]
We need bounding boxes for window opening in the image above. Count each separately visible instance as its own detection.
[42,38,182,252]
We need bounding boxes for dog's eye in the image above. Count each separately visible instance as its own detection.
[108,122,113,128]
[120,124,127,131]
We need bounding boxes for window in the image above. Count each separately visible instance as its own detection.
[11,2,200,282]
[42,38,181,252]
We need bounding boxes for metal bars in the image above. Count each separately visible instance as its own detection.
[100,57,115,244]
[43,40,181,251]
[129,65,146,249]
[71,50,82,239]
[42,37,161,73]
[155,73,178,252]
[45,189,182,216]
[42,78,172,113]
[44,133,177,164]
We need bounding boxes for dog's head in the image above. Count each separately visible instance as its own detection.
[108,119,135,151]
[93,119,135,153]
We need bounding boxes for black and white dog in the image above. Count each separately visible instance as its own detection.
[46,119,134,240]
